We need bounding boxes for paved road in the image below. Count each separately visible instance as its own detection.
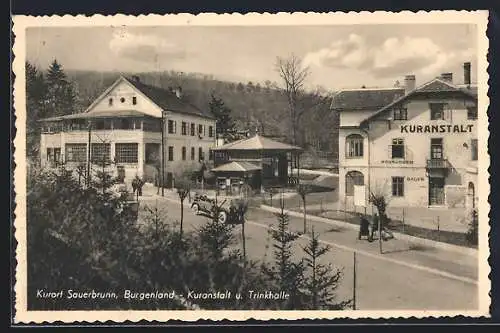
[138,194,478,311]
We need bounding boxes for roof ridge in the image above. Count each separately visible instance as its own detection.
[359,77,477,125]
[337,87,404,92]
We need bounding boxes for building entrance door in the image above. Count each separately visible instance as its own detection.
[429,177,445,206]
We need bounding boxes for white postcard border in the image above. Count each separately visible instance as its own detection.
[12,10,491,323]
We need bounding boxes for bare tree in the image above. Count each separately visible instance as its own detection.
[275,54,310,145]
[368,181,392,254]
[174,167,196,237]
[296,183,312,234]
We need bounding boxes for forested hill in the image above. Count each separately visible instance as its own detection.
[66,69,339,160]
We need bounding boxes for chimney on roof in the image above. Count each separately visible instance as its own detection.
[404,75,416,93]
[464,62,471,86]
[440,72,453,83]
[131,75,140,83]
[174,86,182,98]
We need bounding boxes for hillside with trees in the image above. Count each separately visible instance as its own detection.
[26,59,339,168]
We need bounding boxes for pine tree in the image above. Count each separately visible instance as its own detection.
[302,228,350,310]
[45,59,77,116]
[208,94,236,141]
[263,197,305,309]
[197,202,236,262]
[26,61,47,159]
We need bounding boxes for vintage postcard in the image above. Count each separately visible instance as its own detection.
[12,11,490,323]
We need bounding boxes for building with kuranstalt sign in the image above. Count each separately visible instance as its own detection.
[38,75,216,188]
[333,62,478,211]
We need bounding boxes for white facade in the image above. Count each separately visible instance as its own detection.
[336,77,478,212]
[40,76,216,187]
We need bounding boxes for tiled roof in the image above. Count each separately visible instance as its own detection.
[38,110,154,122]
[417,79,462,93]
[212,134,302,151]
[211,161,262,172]
[360,78,477,124]
[330,88,405,111]
[125,77,215,119]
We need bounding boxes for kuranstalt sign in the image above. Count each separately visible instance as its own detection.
[400,124,474,134]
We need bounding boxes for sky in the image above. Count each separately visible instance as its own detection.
[26,24,477,91]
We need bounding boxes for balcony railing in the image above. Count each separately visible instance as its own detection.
[426,158,450,169]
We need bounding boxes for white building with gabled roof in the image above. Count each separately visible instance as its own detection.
[333,62,478,213]
[39,75,216,188]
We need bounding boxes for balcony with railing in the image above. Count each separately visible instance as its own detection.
[426,158,451,169]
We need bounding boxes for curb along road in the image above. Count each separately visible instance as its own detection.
[142,195,477,286]
[259,204,478,257]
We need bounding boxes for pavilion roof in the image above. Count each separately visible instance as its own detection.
[211,161,262,172]
[212,134,302,152]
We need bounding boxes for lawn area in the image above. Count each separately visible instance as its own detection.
[262,190,337,210]
[306,208,477,249]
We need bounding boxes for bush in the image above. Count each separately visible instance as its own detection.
[27,166,350,310]
[466,209,479,246]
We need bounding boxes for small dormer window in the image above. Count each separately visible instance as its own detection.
[120,97,126,103]
[132,96,137,105]
[108,98,113,106]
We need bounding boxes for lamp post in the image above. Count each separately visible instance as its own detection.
[86,120,92,187]
[161,112,165,197]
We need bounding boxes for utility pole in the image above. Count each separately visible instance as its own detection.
[353,251,357,310]
[161,112,165,197]
[378,213,383,254]
[86,120,92,187]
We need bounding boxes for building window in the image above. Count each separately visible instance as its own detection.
[145,143,160,164]
[191,147,195,160]
[471,139,478,161]
[115,118,134,130]
[467,106,478,120]
[209,126,214,137]
[168,120,176,134]
[47,148,53,161]
[132,96,137,105]
[115,143,138,163]
[198,124,203,136]
[198,147,204,161]
[393,107,408,120]
[65,143,87,162]
[95,119,112,130]
[209,150,213,160]
[392,177,405,197]
[182,146,187,160]
[143,120,162,132]
[345,171,364,196]
[430,103,445,120]
[345,134,364,158]
[391,138,405,159]
[191,123,195,136]
[181,121,187,135]
[120,97,126,103]
[91,143,111,163]
[168,146,174,161]
[430,138,443,159]
[108,98,113,106]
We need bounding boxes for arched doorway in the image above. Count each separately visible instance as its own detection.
[468,182,475,209]
[345,171,364,196]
